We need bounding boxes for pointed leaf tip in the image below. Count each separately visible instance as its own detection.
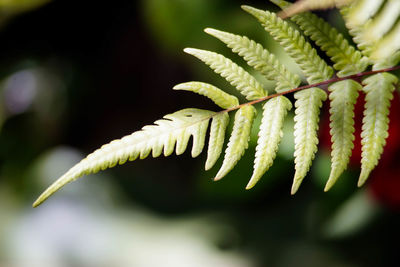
[324,183,331,192]
[358,169,371,187]
[324,180,334,192]
[204,28,217,34]
[172,83,187,90]
[213,176,223,182]
[241,5,260,15]
[184,48,199,55]
[32,200,40,208]
[32,181,62,208]
[325,168,343,192]
[204,28,227,39]
[291,180,301,195]
[245,180,256,190]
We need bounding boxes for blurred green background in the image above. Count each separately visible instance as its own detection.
[0,0,400,266]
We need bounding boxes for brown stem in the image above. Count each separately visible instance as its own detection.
[222,65,400,113]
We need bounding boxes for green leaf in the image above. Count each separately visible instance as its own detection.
[325,80,361,191]
[173,82,239,109]
[214,105,256,181]
[204,28,301,92]
[184,48,267,100]
[247,96,292,189]
[358,73,398,186]
[292,87,327,194]
[206,112,230,170]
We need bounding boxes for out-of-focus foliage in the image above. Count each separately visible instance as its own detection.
[0,0,50,9]
[0,0,51,28]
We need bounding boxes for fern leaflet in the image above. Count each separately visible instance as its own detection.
[247,96,292,189]
[173,82,239,109]
[184,48,267,100]
[325,80,361,191]
[204,28,301,92]
[214,105,256,181]
[206,112,230,171]
[358,73,398,186]
[292,87,327,194]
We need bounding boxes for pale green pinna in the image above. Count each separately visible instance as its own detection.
[33,0,399,207]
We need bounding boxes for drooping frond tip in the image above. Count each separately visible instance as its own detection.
[33,108,221,207]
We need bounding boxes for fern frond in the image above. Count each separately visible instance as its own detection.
[33,108,216,207]
[247,96,292,189]
[206,112,230,170]
[173,82,239,109]
[204,28,301,92]
[292,87,327,194]
[242,5,333,84]
[34,3,400,208]
[184,48,267,100]
[358,73,398,187]
[279,5,369,76]
[214,105,256,181]
[325,80,361,191]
